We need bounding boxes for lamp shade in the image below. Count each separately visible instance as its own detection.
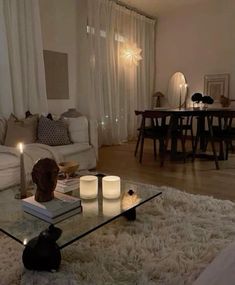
[102,176,121,199]
[121,43,142,66]
[80,175,98,199]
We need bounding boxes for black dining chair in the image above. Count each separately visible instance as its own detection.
[135,110,170,165]
[135,110,168,158]
[134,110,144,157]
[135,110,194,165]
[192,110,235,169]
[179,115,194,151]
[163,113,196,163]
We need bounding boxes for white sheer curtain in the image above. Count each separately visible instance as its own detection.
[87,0,155,145]
[0,0,48,117]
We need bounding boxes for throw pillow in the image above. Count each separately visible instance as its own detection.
[47,113,53,120]
[25,111,32,118]
[37,116,71,146]
[26,111,53,120]
[4,114,38,147]
[63,116,89,143]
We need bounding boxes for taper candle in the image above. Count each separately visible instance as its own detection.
[18,143,27,198]
[179,84,182,109]
[184,84,188,108]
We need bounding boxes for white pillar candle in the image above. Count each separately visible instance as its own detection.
[18,142,27,198]
[102,176,121,199]
[103,199,120,217]
[80,175,98,199]
[82,199,98,217]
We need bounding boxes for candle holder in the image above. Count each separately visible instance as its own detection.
[102,176,121,199]
[15,143,32,199]
[80,175,98,199]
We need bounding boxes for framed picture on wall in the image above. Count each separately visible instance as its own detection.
[204,73,230,102]
[43,50,69,99]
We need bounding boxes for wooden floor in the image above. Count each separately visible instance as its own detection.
[97,140,235,201]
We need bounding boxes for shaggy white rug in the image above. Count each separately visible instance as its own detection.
[1,186,235,285]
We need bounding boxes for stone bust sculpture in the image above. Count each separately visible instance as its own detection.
[32,158,59,202]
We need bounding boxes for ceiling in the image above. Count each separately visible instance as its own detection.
[119,0,206,18]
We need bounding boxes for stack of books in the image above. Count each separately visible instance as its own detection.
[22,192,82,224]
[55,176,80,193]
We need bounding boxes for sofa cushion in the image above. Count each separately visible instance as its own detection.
[37,115,71,146]
[4,114,38,147]
[63,116,89,143]
[52,142,92,156]
[26,110,53,120]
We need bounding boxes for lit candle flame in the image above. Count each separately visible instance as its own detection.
[18,142,24,154]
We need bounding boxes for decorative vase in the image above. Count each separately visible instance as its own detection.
[193,102,200,110]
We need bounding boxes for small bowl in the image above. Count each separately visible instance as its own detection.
[58,161,79,178]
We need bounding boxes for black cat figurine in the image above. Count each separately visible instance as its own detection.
[22,225,62,271]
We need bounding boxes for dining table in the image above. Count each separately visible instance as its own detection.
[146,107,235,168]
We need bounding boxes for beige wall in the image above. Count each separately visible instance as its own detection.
[155,0,235,105]
[39,0,235,113]
[39,0,88,115]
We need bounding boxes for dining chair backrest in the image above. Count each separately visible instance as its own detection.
[141,110,170,128]
[209,110,235,131]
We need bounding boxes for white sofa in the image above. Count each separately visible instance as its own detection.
[193,242,235,285]
[0,115,97,190]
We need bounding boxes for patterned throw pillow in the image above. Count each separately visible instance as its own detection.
[37,116,71,146]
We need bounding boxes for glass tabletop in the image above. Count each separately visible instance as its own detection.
[0,179,162,249]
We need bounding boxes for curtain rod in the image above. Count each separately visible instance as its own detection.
[114,0,157,20]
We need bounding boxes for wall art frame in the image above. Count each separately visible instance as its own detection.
[204,73,230,102]
[43,50,69,100]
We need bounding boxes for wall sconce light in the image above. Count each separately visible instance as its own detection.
[121,43,142,66]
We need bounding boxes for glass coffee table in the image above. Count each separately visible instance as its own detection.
[0,177,162,269]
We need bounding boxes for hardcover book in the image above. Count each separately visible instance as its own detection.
[57,179,79,186]
[22,192,81,218]
[55,184,79,193]
[23,205,82,224]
